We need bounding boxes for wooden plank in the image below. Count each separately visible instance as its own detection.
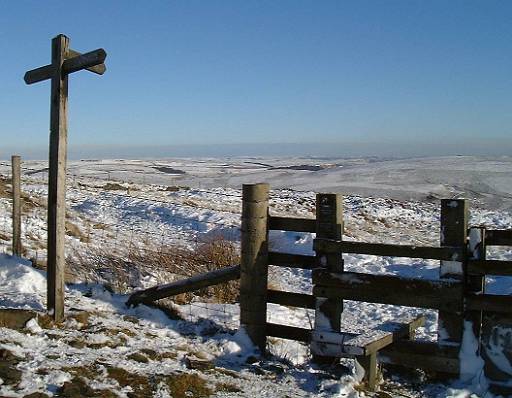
[313,239,463,261]
[268,216,316,233]
[311,316,425,356]
[11,155,22,256]
[485,229,512,246]
[24,64,54,85]
[268,252,316,269]
[357,353,378,391]
[239,183,269,352]
[379,340,460,374]
[24,49,106,85]
[312,329,385,356]
[311,339,365,356]
[267,290,316,309]
[127,265,240,307]
[468,260,512,276]
[466,294,512,314]
[47,34,69,322]
[62,48,106,75]
[466,227,485,340]
[313,270,463,312]
[266,322,311,342]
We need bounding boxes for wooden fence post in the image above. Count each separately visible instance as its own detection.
[11,155,22,256]
[467,227,485,341]
[313,193,343,363]
[439,199,468,347]
[239,183,269,352]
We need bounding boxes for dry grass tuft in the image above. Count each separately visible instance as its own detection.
[56,376,118,398]
[106,366,153,397]
[66,221,89,243]
[164,373,212,398]
[0,177,11,199]
[67,237,240,303]
[103,182,127,191]
[215,381,242,393]
[0,348,22,386]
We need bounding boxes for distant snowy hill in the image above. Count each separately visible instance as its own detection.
[2,155,511,210]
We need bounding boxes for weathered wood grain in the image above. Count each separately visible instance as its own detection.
[267,289,316,309]
[313,193,344,364]
[312,270,463,312]
[313,239,463,261]
[239,183,269,352]
[268,216,316,233]
[24,48,106,84]
[466,294,512,314]
[11,155,22,256]
[468,259,512,276]
[379,340,460,374]
[61,48,106,75]
[266,322,311,342]
[485,229,512,246]
[268,251,316,269]
[47,34,69,322]
[438,199,467,345]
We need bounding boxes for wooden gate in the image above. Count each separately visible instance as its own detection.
[239,184,512,392]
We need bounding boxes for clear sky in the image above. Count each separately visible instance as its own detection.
[1,0,511,159]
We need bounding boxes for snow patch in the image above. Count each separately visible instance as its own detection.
[0,255,46,310]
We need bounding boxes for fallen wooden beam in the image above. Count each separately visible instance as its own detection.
[314,238,463,261]
[312,269,463,312]
[126,265,240,307]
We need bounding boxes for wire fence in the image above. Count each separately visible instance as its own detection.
[0,166,316,338]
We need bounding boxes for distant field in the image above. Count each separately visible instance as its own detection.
[2,155,511,210]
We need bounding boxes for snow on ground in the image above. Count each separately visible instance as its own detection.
[0,156,511,396]
[0,256,365,398]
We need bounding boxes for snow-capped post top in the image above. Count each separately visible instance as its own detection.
[24,34,107,322]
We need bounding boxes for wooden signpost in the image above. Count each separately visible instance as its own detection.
[24,34,107,321]
[11,155,22,256]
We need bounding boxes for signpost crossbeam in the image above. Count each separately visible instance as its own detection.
[62,48,106,75]
[24,48,106,85]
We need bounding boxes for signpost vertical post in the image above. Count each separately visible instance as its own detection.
[47,35,69,321]
[24,34,107,321]
[11,155,22,256]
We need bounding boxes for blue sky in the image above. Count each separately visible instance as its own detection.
[1,1,511,158]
